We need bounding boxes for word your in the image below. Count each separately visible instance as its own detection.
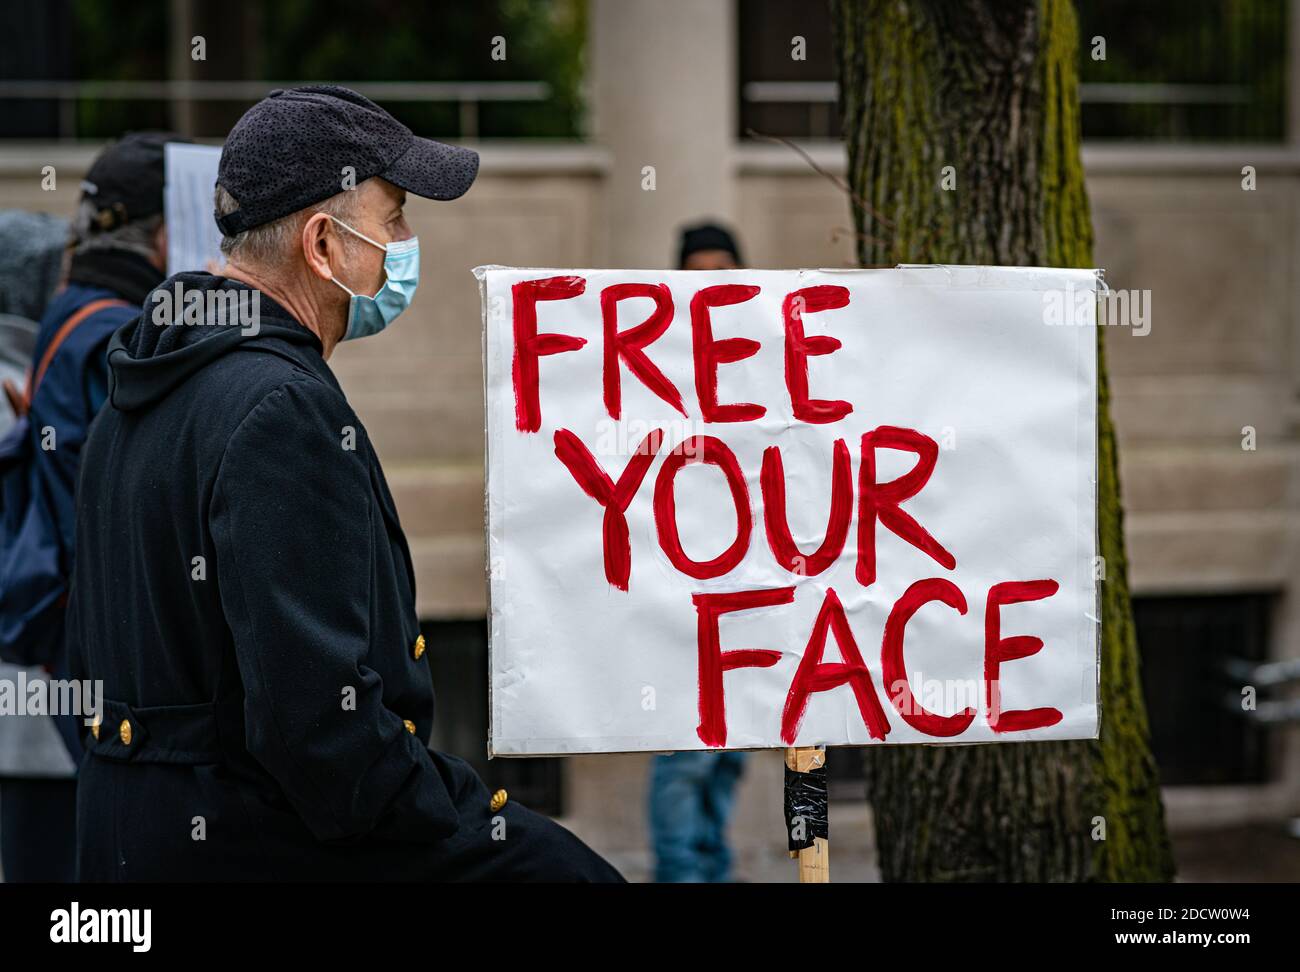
[553,425,951,590]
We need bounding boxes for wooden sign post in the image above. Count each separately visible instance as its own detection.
[785,745,829,883]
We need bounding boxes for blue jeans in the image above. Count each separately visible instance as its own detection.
[648,751,747,882]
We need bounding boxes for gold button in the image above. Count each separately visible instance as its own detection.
[412,634,426,660]
[403,719,417,735]
[119,719,132,746]
[90,716,101,740]
[490,788,508,813]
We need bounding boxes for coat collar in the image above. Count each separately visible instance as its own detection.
[67,248,164,307]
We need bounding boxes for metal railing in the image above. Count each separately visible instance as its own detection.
[1223,656,1300,725]
[0,80,551,140]
[741,80,1252,105]
[740,80,1255,139]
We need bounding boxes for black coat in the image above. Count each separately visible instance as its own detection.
[67,273,619,882]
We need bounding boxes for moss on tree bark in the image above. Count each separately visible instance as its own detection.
[830,0,1175,882]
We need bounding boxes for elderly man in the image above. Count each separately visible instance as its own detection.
[66,86,621,882]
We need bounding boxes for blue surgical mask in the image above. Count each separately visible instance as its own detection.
[328,216,420,340]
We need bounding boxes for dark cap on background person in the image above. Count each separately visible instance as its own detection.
[214,84,480,237]
[678,222,743,269]
[80,131,190,232]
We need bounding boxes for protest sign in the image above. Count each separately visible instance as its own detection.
[479,265,1099,756]
[164,142,223,277]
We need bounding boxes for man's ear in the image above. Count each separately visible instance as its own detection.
[301,211,337,282]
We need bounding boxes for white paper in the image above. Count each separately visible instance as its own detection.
[481,265,1099,755]
[164,142,223,277]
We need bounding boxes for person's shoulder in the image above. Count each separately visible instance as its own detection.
[192,328,323,397]
[28,289,138,408]
[225,357,357,441]
[43,285,138,346]
[216,368,368,487]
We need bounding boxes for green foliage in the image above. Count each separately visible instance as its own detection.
[259,0,587,137]
[66,0,586,139]
[1076,0,1285,141]
[71,0,170,136]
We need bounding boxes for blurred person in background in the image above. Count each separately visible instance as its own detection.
[0,209,73,883]
[647,222,750,883]
[0,133,180,881]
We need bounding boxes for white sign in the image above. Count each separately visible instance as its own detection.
[479,265,1099,756]
[164,142,223,277]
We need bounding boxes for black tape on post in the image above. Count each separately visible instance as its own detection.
[784,752,829,852]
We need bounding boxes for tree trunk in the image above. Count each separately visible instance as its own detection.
[830,0,1175,881]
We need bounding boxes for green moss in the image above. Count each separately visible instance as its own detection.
[835,0,1174,882]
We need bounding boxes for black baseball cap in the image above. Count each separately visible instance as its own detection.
[214,84,480,236]
[679,222,743,268]
[81,131,190,231]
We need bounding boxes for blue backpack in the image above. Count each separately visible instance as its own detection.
[0,291,129,666]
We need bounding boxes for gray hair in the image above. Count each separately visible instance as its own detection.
[71,198,162,261]
[215,185,361,267]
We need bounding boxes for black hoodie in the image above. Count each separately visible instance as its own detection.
[105,272,318,410]
[66,271,462,879]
